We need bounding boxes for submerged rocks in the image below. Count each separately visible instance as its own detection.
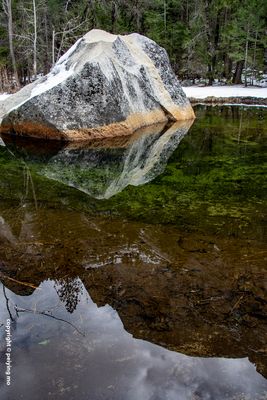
[0,29,194,141]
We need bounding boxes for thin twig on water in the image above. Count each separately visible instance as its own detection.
[14,306,86,337]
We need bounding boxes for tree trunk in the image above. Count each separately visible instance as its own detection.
[43,6,50,74]
[211,14,220,82]
[244,25,249,87]
[208,64,213,85]
[0,66,9,91]
[3,0,20,88]
[264,30,267,74]
[163,0,167,40]
[52,29,55,67]
[33,0,37,79]
[111,1,116,33]
[232,60,244,84]
[223,54,232,81]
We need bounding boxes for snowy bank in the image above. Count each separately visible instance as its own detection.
[183,86,267,106]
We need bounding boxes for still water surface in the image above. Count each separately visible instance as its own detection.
[0,106,266,399]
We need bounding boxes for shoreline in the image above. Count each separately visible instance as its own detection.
[189,96,267,107]
[182,85,267,107]
[1,89,267,109]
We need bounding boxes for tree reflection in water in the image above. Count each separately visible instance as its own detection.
[55,278,83,314]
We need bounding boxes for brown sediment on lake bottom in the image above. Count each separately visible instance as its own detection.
[0,104,195,141]
[189,96,267,106]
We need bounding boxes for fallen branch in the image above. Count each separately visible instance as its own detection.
[14,306,86,337]
[230,294,244,313]
[0,272,39,290]
[2,285,14,321]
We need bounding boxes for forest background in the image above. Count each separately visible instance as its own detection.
[1,0,266,91]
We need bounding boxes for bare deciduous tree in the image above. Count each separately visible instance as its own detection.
[2,0,20,87]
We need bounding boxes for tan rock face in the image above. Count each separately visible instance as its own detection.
[0,29,194,141]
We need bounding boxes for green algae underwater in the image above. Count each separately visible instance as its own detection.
[0,105,266,400]
[0,105,266,239]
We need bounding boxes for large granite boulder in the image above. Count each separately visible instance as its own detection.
[0,29,194,141]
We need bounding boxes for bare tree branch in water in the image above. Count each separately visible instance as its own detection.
[0,272,39,290]
[14,305,86,337]
[2,285,14,321]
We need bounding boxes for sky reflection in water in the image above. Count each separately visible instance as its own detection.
[0,280,266,400]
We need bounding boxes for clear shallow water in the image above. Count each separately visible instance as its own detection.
[0,106,266,399]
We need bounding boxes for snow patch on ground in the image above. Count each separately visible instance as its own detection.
[183,85,267,99]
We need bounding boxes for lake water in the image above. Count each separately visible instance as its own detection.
[0,106,266,400]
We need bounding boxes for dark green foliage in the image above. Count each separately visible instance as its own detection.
[1,0,266,86]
